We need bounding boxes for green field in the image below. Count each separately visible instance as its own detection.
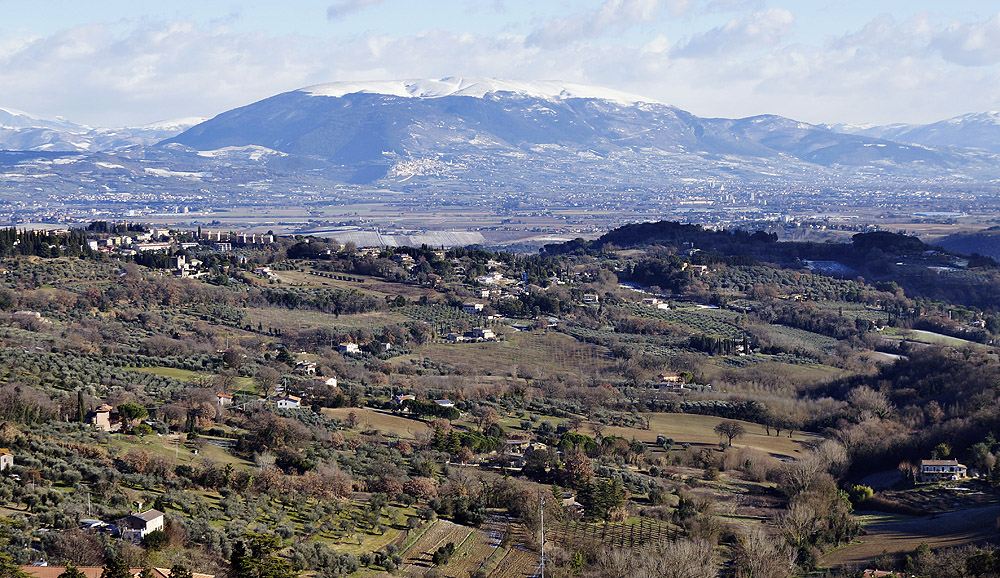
[131,366,201,380]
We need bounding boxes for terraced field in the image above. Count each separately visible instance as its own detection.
[548,517,676,549]
[398,519,475,575]
[488,547,539,578]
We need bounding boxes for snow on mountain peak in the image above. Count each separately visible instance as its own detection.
[129,117,208,132]
[0,106,32,118]
[301,78,660,106]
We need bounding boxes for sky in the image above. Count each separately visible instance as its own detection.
[2,0,1000,127]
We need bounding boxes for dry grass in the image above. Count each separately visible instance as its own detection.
[321,407,429,439]
[594,413,815,459]
[272,268,438,300]
[412,331,614,380]
[245,307,408,332]
[821,504,1000,568]
[108,432,252,468]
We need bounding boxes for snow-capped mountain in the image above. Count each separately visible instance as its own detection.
[163,77,989,186]
[0,107,205,152]
[827,112,1000,154]
[300,78,658,105]
[6,78,1000,202]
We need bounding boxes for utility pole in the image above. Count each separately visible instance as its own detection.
[540,493,545,578]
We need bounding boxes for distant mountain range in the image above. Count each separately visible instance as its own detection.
[0,107,205,152]
[826,112,1000,154]
[3,78,1000,196]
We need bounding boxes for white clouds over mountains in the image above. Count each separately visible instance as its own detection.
[2,1,1000,126]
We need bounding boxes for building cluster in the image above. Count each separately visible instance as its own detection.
[446,327,497,343]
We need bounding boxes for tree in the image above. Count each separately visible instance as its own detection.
[256,367,281,399]
[142,530,169,550]
[714,421,746,447]
[168,565,192,578]
[733,526,796,578]
[474,407,500,433]
[117,402,148,430]
[562,449,594,488]
[223,346,248,370]
[57,567,87,578]
[231,533,297,578]
[100,558,131,578]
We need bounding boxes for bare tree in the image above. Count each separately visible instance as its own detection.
[714,420,746,447]
[733,526,796,578]
[597,538,721,578]
[847,385,894,420]
[255,366,281,398]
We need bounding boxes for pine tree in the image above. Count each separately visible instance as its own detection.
[231,534,297,578]
[57,566,87,578]
[100,557,130,578]
[168,565,192,578]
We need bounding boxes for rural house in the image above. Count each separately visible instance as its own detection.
[117,509,164,542]
[275,395,302,409]
[337,343,360,354]
[919,459,968,482]
[0,448,12,471]
[87,404,121,432]
[216,393,233,408]
[293,360,317,375]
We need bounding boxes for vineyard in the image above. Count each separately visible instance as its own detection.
[398,519,475,575]
[625,304,749,340]
[395,514,544,578]
[547,517,677,550]
[487,547,538,578]
[749,323,841,355]
[399,304,487,334]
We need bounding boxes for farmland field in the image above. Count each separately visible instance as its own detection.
[821,504,1000,568]
[413,331,613,380]
[108,431,251,468]
[130,366,200,380]
[320,407,429,439]
[622,304,748,340]
[749,324,841,355]
[488,547,538,578]
[399,304,486,333]
[398,519,475,574]
[595,413,814,458]
[244,307,408,332]
[548,517,676,549]
[890,328,986,348]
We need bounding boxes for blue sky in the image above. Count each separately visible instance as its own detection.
[2,0,1000,126]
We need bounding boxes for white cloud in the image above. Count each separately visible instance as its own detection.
[0,21,331,125]
[527,0,665,47]
[671,9,794,58]
[327,0,384,20]
[932,13,1000,66]
[1,8,1000,127]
